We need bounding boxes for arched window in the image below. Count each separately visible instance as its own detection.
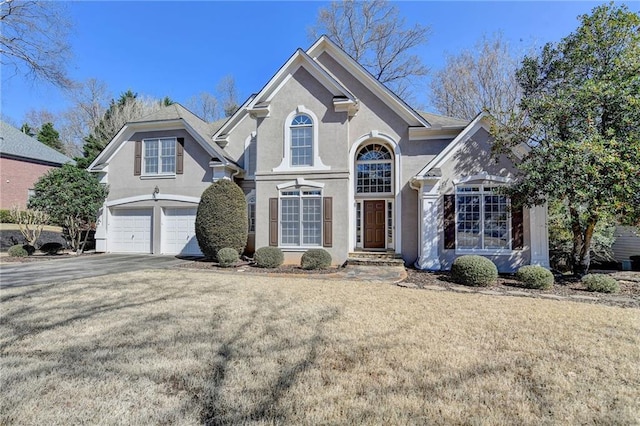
[290,114,313,166]
[356,143,393,194]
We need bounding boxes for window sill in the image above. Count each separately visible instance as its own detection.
[140,174,176,180]
[278,246,323,252]
[455,249,516,256]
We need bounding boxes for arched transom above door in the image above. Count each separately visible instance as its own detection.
[356,143,393,194]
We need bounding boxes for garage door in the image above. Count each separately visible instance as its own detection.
[162,208,202,255]
[110,208,153,253]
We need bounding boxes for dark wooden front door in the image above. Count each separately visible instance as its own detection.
[364,200,386,249]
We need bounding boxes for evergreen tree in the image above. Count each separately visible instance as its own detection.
[36,122,65,153]
[492,4,640,274]
[76,90,138,168]
[20,123,35,137]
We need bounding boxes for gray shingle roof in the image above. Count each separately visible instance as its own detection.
[130,104,237,165]
[418,112,469,128]
[0,120,75,165]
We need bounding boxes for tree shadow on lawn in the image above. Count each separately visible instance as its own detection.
[197,295,340,425]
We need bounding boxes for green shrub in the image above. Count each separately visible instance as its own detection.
[22,244,36,255]
[451,255,498,287]
[195,180,248,260]
[582,274,619,293]
[217,247,239,268]
[40,242,64,255]
[8,244,28,257]
[0,209,14,223]
[254,247,284,268]
[515,265,554,290]
[301,248,332,270]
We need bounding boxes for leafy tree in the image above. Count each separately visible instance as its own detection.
[492,3,640,275]
[310,0,429,99]
[36,122,64,153]
[28,164,109,252]
[0,0,73,88]
[431,33,521,124]
[195,179,247,259]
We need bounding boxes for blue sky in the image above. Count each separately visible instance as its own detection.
[1,1,622,125]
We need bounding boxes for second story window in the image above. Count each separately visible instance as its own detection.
[144,137,176,175]
[290,114,313,166]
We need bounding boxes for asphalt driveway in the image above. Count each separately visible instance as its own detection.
[0,254,188,288]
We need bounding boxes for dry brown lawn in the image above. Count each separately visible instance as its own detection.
[1,269,639,425]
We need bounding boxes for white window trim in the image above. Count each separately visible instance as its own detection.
[273,106,330,172]
[454,184,514,255]
[278,187,323,248]
[142,137,177,177]
[355,143,394,196]
[246,190,256,234]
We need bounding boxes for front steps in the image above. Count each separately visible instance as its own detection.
[344,251,405,267]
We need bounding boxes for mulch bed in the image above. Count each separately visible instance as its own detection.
[405,268,640,309]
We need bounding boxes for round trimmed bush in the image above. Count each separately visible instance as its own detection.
[582,274,619,293]
[254,247,284,268]
[451,255,498,287]
[8,244,28,257]
[40,242,64,255]
[515,265,554,290]
[301,249,332,270]
[195,179,248,260]
[22,244,36,255]
[217,247,239,268]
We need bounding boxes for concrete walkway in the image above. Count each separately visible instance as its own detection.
[0,254,186,288]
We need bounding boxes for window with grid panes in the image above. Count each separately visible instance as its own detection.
[290,114,313,166]
[143,137,176,175]
[280,189,322,246]
[456,186,510,250]
[356,144,392,194]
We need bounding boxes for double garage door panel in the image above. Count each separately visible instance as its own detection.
[162,208,202,255]
[110,209,153,253]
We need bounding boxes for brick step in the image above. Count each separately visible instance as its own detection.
[347,251,403,260]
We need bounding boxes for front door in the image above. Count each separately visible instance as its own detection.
[364,200,386,249]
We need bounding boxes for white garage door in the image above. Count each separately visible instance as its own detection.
[110,208,153,253]
[162,208,202,255]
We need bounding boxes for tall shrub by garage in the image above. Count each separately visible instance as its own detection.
[195,179,247,260]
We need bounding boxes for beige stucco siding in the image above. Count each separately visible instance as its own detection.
[255,67,348,174]
[221,114,255,173]
[106,129,213,201]
[254,176,350,265]
[436,128,532,271]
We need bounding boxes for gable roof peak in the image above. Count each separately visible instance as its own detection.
[306,35,430,128]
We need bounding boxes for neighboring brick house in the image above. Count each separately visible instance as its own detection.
[0,120,75,210]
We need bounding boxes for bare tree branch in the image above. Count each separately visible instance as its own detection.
[430,34,521,123]
[0,0,73,88]
[310,0,429,99]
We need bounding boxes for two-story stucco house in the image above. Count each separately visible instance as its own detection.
[88,36,550,272]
